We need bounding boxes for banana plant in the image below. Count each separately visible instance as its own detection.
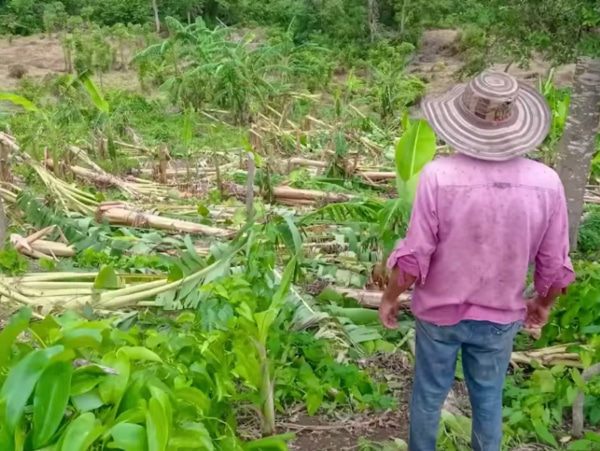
[393,114,437,202]
[0,304,295,451]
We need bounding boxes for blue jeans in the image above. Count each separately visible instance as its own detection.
[409,318,521,451]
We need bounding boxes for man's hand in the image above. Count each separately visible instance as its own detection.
[524,298,551,329]
[379,295,400,329]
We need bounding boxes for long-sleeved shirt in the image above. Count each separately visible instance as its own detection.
[387,153,575,326]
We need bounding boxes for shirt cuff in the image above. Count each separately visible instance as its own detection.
[387,243,424,286]
[534,263,576,297]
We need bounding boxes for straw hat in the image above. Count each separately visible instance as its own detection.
[422,70,551,161]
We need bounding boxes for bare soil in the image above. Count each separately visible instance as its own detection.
[0,34,137,91]
[0,29,576,96]
[286,352,414,450]
[409,29,575,94]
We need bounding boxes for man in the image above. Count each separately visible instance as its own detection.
[378,70,575,451]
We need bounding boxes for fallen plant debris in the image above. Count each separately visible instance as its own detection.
[10,225,75,260]
[0,15,598,451]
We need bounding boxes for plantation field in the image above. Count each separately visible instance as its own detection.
[0,30,576,97]
[0,3,599,451]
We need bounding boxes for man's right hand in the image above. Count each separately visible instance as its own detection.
[379,295,400,329]
[524,298,551,329]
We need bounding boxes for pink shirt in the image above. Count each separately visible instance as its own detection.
[387,154,575,326]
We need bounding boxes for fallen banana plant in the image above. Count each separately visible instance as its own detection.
[335,287,545,341]
[96,201,235,237]
[333,287,411,309]
[226,183,355,206]
[33,163,98,215]
[10,225,75,260]
[511,344,585,368]
[0,248,239,314]
[45,148,173,199]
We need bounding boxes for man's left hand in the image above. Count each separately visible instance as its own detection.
[524,298,550,329]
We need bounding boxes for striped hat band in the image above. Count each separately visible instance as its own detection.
[422,70,551,161]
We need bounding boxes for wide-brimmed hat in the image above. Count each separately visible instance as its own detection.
[422,70,551,161]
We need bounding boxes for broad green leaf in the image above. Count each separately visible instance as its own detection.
[57,328,103,349]
[98,351,130,406]
[282,215,302,256]
[71,366,110,396]
[584,431,600,443]
[0,308,32,367]
[33,361,73,448]
[114,408,146,426]
[243,434,295,450]
[571,368,587,391]
[72,390,105,412]
[14,424,25,451]
[345,324,382,343]
[78,72,109,113]
[305,390,323,416]
[57,412,101,451]
[167,265,183,283]
[183,235,203,264]
[28,314,60,347]
[117,347,162,363]
[174,387,211,415]
[569,440,595,451]
[197,203,210,217]
[107,423,148,451]
[254,310,278,346]
[0,425,13,451]
[146,398,168,451]
[0,93,39,112]
[531,418,558,447]
[148,387,172,439]
[400,172,421,202]
[94,266,123,290]
[327,307,380,325]
[271,255,297,310]
[394,119,436,182]
[0,345,64,434]
[531,369,556,393]
[169,422,213,450]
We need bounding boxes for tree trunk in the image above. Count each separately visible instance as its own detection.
[556,57,600,250]
[151,0,160,34]
[367,0,379,43]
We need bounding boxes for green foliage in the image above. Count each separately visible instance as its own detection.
[539,260,600,345]
[0,248,394,449]
[490,0,600,62]
[132,17,330,124]
[578,207,600,257]
[0,244,29,275]
[503,366,578,447]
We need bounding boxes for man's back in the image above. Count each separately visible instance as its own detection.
[403,153,573,325]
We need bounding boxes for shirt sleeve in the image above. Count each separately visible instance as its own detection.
[387,165,439,286]
[534,181,576,297]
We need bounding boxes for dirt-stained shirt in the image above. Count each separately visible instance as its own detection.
[387,153,575,326]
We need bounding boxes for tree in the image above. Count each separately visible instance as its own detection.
[151,0,160,33]
[490,0,600,250]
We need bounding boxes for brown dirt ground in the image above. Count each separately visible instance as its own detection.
[285,352,414,450]
[409,29,575,93]
[0,29,576,96]
[0,34,138,91]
